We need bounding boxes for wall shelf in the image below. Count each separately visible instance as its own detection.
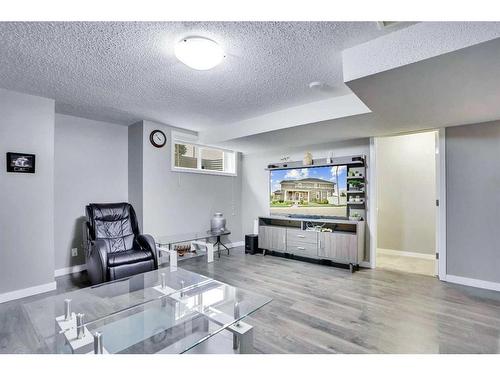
[265,155,365,171]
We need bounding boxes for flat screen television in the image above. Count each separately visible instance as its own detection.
[269,165,347,218]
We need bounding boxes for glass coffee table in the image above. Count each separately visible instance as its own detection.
[23,265,271,354]
[156,229,232,267]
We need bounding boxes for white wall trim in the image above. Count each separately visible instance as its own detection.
[445,274,500,292]
[377,248,435,260]
[54,241,245,278]
[437,128,447,280]
[373,130,445,276]
[0,281,57,304]
[368,137,377,269]
[54,264,87,277]
[227,241,244,248]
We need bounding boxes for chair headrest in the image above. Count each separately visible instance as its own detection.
[87,203,132,222]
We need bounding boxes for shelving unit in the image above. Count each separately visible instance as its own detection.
[345,165,366,221]
[266,154,368,222]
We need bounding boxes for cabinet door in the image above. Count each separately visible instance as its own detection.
[258,226,286,252]
[318,232,357,263]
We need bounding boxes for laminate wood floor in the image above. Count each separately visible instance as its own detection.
[377,252,436,277]
[1,247,499,354]
[181,248,500,354]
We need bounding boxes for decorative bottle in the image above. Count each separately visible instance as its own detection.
[211,213,226,232]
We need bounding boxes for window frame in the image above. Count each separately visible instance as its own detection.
[171,137,237,177]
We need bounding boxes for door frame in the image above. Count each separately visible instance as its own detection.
[368,129,447,279]
[436,128,447,280]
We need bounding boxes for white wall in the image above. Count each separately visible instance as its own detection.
[130,120,243,245]
[241,138,371,261]
[376,132,436,255]
[54,114,129,271]
[0,89,55,294]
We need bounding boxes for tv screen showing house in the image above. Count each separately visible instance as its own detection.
[269,165,347,217]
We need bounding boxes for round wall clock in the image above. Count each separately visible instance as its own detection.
[149,129,167,148]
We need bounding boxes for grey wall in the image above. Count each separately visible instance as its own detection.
[0,89,55,294]
[54,114,128,270]
[130,120,243,245]
[446,120,500,283]
[376,132,436,255]
[128,122,144,230]
[241,138,371,261]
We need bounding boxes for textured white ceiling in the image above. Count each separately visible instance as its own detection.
[0,22,405,130]
[343,21,500,81]
[223,37,500,153]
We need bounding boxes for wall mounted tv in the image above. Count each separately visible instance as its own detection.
[269,165,347,218]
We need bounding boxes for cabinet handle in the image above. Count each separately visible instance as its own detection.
[297,235,305,238]
[297,246,305,250]
[319,239,322,248]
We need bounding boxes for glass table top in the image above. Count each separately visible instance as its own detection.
[23,265,271,354]
[80,279,271,354]
[156,229,231,246]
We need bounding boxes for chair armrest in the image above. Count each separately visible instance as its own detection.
[87,239,108,285]
[82,220,91,256]
[137,234,158,268]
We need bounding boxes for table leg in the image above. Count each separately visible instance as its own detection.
[218,236,221,259]
[206,242,214,263]
[227,321,254,354]
[237,325,254,354]
[169,244,177,269]
[220,239,230,256]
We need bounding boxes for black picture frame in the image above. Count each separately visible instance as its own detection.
[6,152,36,173]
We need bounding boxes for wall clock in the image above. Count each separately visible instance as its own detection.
[149,130,167,148]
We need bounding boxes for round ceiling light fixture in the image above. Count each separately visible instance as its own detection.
[174,37,225,70]
[309,81,327,90]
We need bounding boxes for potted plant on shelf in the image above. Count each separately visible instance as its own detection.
[349,212,362,221]
[348,180,364,191]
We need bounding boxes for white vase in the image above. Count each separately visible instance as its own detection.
[303,152,313,166]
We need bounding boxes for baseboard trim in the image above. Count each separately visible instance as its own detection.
[377,248,435,260]
[0,281,57,304]
[227,241,244,248]
[54,264,87,277]
[55,242,244,277]
[444,274,500,292]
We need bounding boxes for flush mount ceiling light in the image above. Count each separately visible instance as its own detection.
[174,37,225,70]
[309,81,326,90]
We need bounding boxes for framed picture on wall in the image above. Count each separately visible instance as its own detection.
[6,152,36,173]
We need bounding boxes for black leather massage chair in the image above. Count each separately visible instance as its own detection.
[83,203,158,285]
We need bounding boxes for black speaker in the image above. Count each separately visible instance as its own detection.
[245,234,259,254]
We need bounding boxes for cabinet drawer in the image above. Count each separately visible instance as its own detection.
[286,229,317,244]
[287,243,318,258]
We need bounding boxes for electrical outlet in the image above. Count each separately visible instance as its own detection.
[71,248,78,257]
